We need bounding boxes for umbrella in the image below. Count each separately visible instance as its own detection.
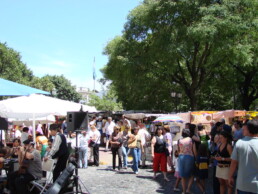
[0,94,97,141]
[0,94,97,119]
[8,114,56,126]
[0,78,50,96]
[153,115,184,123]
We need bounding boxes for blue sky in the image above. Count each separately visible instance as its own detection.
[0,0,141,91]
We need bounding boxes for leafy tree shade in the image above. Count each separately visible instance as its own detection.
[87,85,123,111]
[103,0,257,111]
[44,75,82,102]
[0,42,33,84]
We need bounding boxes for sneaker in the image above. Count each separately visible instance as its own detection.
[174,188,180,192]
[135,171,138,174]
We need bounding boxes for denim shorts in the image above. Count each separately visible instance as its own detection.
[178,155,194,178]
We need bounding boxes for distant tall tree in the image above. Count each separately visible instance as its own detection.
[87,85,123,111]
[0,42,33,84]
[30,76,55,92]
[44,75,82,102]
[103,0,257,111]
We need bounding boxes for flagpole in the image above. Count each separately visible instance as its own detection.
[93,57,96,93]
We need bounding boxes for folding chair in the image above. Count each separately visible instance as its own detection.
[45,163,75,194]
[30,159,56,194]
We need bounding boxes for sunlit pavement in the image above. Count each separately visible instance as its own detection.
[78,147,214,194]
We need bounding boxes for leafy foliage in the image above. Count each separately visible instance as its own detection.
[44,75,82,102]
[103,0,257,111]
[0,42,33,84]
[87,85,123,111]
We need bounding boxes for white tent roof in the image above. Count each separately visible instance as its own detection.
[8,115,56,126]
[0,94,97,120]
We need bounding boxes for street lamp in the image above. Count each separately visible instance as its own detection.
[171,92,182,113]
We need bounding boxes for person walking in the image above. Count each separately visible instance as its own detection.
[110,126,123,171]
[121,125,131,169]
[128,127,143,174]
[151,126,169,181]
[103,117,116,152]
[44,124,69,182]
[229,120,258,194]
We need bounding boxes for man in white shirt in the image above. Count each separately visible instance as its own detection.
[88,125,101,166]
[229,120,258,194]
[103,117,116,152]
[20,127,29,146]
[15,126,22,139]
[138,123,151,167]
[44,124,69,182]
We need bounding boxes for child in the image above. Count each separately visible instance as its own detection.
[173,150,181,192]
[196,143,209,194]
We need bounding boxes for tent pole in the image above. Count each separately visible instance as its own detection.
[33,113,36,143]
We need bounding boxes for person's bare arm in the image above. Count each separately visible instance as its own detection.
[228,160,238,187]
[151,136,156,158]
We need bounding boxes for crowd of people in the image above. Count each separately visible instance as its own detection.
[174,119,258,194]
[0,115,257,194]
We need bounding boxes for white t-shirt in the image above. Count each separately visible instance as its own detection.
[15,129,21,138]
[231,136,258,193]
[21,132,29,145]
[103,121,116,135]
[138,128,151,146]
[88,130,101,144]
[164,132,172,147]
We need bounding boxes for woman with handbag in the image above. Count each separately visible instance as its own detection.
[215,131,233,194]
[128,127,143,174]
[110,126,123,171]
[151,126,169,181]
[89,124,101,167]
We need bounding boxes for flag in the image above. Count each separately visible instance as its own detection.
[93,57,96,80]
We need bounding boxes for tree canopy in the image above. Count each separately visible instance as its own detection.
[87,85,123,111]
[103,0,258,111]
[0,42,33,84]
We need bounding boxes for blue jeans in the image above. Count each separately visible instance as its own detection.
[237,190,256,194]
[122,146,129,167]
[79,147,88,168]
[132,148,141,173]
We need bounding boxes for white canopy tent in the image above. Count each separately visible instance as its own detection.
[0,94,97,141]
[8,115,56,126]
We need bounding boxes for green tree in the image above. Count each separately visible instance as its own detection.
[44,75,82,102]
[87,85,123,111]
[103,0,257,111]
[30,76,55,92]
[0,42,33,84]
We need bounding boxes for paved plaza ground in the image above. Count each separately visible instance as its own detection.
[78,147,214,194]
